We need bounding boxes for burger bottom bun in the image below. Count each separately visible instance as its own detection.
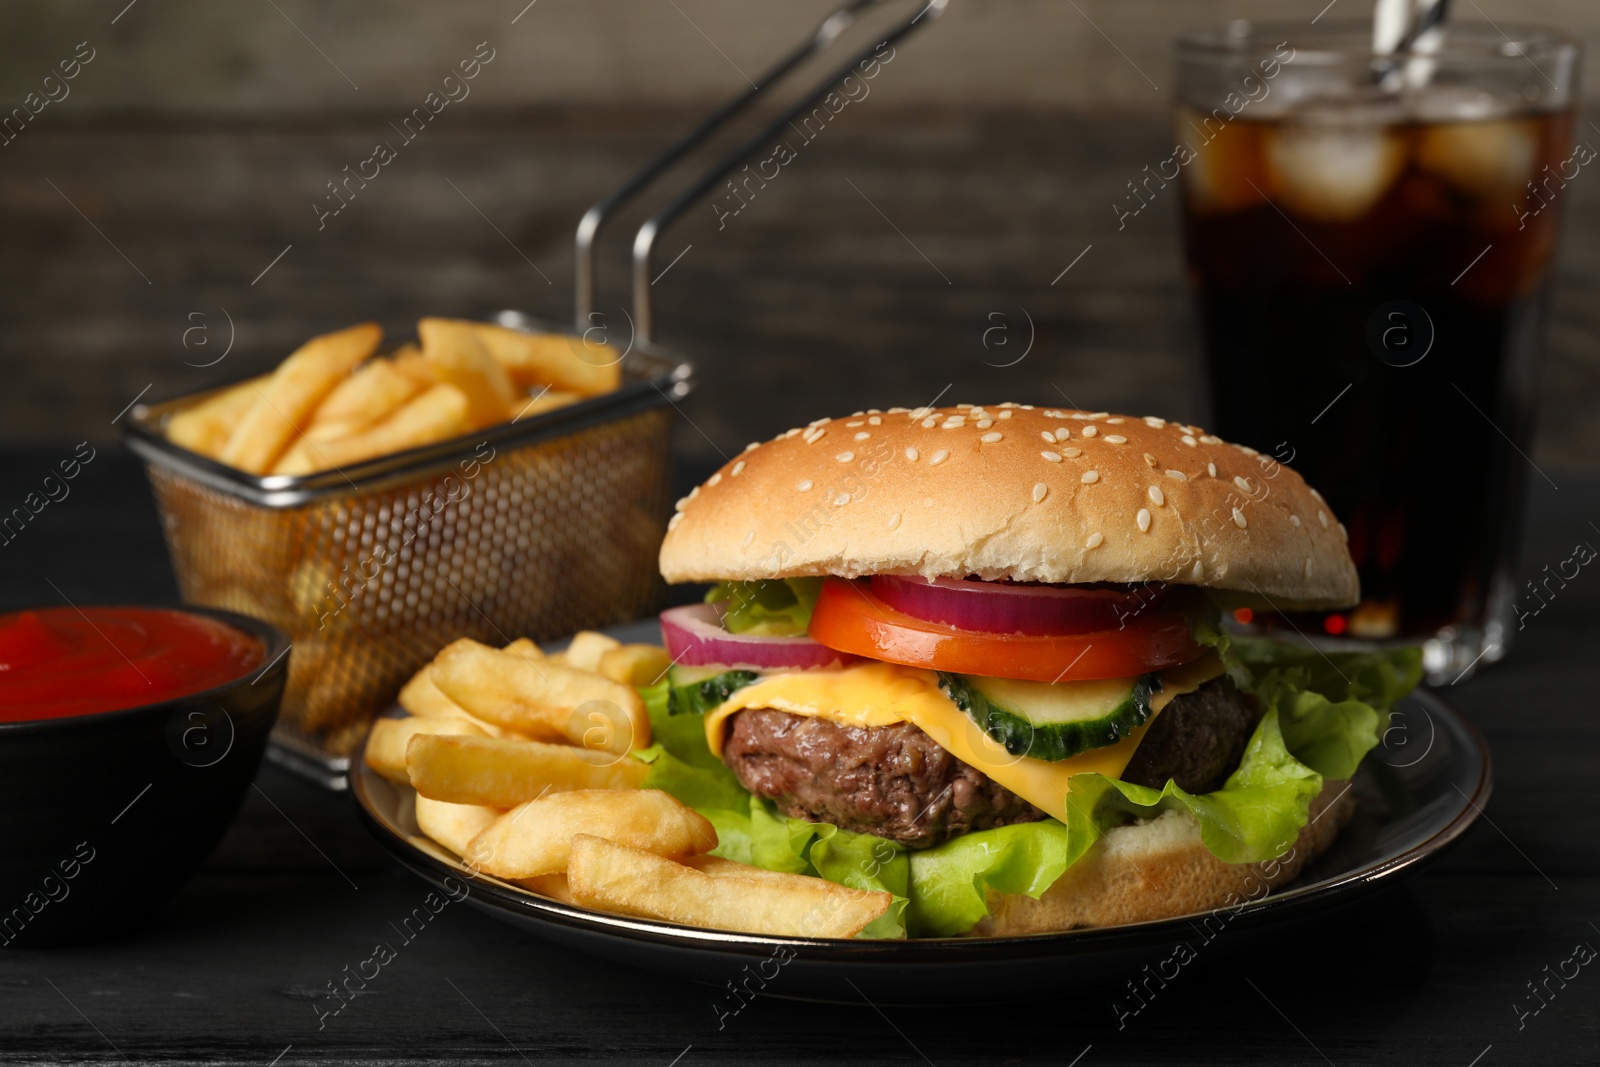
[972,778,1354,936]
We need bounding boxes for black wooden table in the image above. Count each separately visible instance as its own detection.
[1,447,1596,1066]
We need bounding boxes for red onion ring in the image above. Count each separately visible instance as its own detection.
[868,575,1166,636]
[659,603,859,671]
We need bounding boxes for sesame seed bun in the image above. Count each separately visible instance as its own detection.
[659,404,1359,610]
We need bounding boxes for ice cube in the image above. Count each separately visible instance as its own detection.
[1264,119,1405,221]
[1416,118,1538,199]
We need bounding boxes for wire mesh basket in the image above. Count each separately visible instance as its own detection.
[125,325,689,785]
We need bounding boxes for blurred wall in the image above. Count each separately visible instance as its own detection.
[0,0,1596,471]
[1,0,1596,112]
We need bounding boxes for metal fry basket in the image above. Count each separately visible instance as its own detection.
[123,0,946,787]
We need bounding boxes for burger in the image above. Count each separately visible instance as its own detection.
[642,403,1420,938]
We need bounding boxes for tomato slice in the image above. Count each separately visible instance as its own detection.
[807,578,1204,682]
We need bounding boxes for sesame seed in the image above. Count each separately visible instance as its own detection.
[869,416,882,425]
[929,450,949,466]
[731,461,745,476]
[1085,532,1104,549]
[1166,469,1188,481]
[1020,405,1035,410]
[855,432,871,441]
[1144,416,1166,428]
[1089,411,1106,418]
[782,428,800,438]
[796,480,813,492]
[1055,427,1071,441]
[868,408,881,414]
[1339,522,1348,541]
[834,493,850,506]
[1200,434,1222,444]
[836,452,854,462]
[1104,435,1127,444]
[1289,514,1302,528]
[1181,435,1198,447]
[1207,462,1218,478]
[803,427,826,443]
[1107,417,1125,424]
[852,410,866,417]
[905,447,919,461]
[808,418,829,428]
[976,418,993,429]
[910,407,932,420]
[1032,483,1048,503]
[1318,510,1329,529]
[1233,507,1248,528]
[846,420,865,427]
[1044,410,1066,419]
[957,403,973,410]
[1081,470,1100,484]
[1238,445,1260,457]
[1082,425,1099,438]
[1234,476,1253,493]
[1041,431,1056,443]
[1305,558,1314,578]
[688,485,700,500]
[1062,447,1082,458]
[1311,488,1325,503]
[888,512,902,530]
[942,421,964,430]
[1191,559,1205,579]
[1041,451,1063,463]
[744,442,759,453]
[922,418,937,429]
[708,472,723,486]
[668,512,684,530]
[1071,413,1090,420]
[998,410,1013,420]
[742,530,755,548]
[981,432,1003,443]
[1137,508,1151,532]
[1147,485,1165,506]
[1144,453,1158,468]
[888,407,908,414]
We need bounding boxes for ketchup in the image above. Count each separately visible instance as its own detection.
[0,607,265,722]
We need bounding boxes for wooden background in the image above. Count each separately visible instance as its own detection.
[0,0,1596,475]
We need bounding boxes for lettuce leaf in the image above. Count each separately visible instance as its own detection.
[705,578,823,636]
[633,639,1421,938]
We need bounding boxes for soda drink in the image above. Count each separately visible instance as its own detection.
[1174,23,1580,680]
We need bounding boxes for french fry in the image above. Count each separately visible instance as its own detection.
[568,836,890,938]
[304,358,425,442]
[469,321,622,397]
[464,790,714,879]
[429,638,649,754]
[502,637,542,659]
[418,318,518,430]
[272,383,470,474]
[165,379,265,458]
[219,322,381,474]
[389,345,437,388]
[414,794,501,858]
[397,664,504,737]
[515,873,576,903]
[510,389,581,421]
[564,631,621,673]
[406,734,648,807]
[364,716,488,783]
[598,644,672,687]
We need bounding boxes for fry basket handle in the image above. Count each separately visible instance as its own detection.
[572,0,948,343]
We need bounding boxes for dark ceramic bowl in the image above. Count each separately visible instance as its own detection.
[0,605,288,948]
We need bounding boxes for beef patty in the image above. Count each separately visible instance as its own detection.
[721,676,1260,849]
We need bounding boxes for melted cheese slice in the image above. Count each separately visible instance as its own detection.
[705,656,1224,825]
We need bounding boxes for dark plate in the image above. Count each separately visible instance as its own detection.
[351,621,1490,1003]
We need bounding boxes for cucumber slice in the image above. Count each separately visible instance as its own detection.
[665,665,760,716]
[937,671,1162,762]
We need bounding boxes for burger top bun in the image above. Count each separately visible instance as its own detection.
[659,404,1359,610]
